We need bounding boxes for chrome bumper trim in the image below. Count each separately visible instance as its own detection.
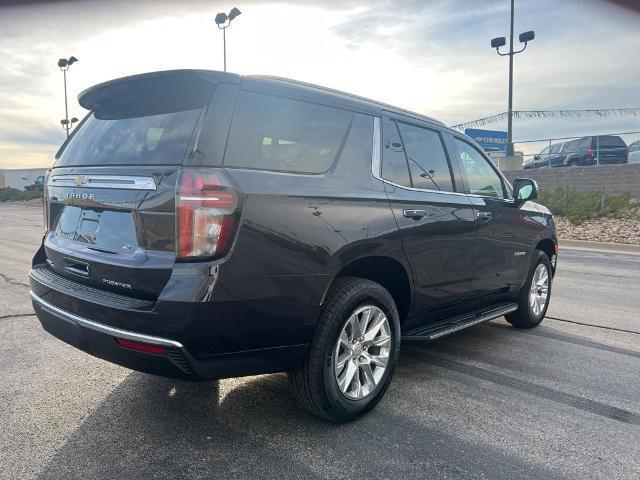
[30,290,183,349]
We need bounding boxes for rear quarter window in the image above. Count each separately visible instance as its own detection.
[597,136,626,147]
[224,92,352,174]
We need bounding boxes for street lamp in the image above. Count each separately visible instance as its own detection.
[58,56,79,137]
[490,0,535,156]
[215,7,242,72]
[60,117,79,136]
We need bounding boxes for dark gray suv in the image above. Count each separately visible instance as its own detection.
[30,70,557,422]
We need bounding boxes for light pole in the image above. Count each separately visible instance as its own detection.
[215,7,242,72]
[58,56,79,137]
[490,0,535,156]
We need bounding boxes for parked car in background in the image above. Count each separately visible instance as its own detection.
[628,140,640,164]
[560,135,627,167]
[24,175,45,191]
[528,142,566,168]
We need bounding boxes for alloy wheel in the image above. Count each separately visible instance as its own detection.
[529,264,550,316]
[334,305,391,400]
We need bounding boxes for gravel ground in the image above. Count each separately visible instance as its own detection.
[556,211,640,245]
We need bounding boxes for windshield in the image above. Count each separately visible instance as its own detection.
[55,108,201,167]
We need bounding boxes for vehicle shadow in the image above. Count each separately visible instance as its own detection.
[35,326,567,480]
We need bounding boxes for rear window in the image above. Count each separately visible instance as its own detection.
[596,135,626,147]
[224,92,352,174]
[56,109,201,167]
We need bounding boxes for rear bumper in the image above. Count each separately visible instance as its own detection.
[30,283,310,381]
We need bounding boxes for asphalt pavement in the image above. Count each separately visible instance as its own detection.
[1,202,639,480]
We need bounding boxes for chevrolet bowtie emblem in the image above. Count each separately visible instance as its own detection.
[74,175,85,186]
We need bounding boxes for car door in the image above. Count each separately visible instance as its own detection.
[449,135,531,306]
[378,116,476,327]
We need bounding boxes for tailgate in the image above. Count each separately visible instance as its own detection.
[44,167,179,300]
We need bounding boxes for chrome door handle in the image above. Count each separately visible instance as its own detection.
[476,211,493,222]
[403,209,426,220]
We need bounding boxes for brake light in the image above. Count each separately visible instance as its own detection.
[176,169,240,260]
[586,148,595,158]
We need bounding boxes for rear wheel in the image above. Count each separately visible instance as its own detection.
[288,277,400,422]
[505,250,552,329]
[566,158,580,167]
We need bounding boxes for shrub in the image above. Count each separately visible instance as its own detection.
[537,186,637,225]
[0,187,42,202]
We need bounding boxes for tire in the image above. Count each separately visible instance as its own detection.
[566,158,580,167]
[505,250,553,329]
[288,277,401,423]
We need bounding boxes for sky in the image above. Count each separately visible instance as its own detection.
[0,0,639,168]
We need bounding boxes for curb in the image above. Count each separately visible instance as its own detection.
[559,239,640,255]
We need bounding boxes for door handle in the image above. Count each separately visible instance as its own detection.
[403,209,426,220]
[476,211,493,222]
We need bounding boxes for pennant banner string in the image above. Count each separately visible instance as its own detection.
[451,108,640,131]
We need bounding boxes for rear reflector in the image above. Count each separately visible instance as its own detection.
[115,338,167,355]
[176,169,240,260]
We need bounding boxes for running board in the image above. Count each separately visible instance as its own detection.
[401,302,518,341]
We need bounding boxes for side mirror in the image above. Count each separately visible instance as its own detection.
[533,155,541,160]
[513,178,539,205]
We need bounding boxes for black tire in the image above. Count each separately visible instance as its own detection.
[505,250,553,329]
[566,158,580,167]
[288,277,401,423]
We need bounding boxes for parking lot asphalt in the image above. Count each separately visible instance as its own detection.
[1,202,639,480]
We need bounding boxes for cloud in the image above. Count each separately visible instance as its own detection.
[0,0,639,167]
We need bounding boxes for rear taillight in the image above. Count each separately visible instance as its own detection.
[586,148,595,158]
[176,168,240,260]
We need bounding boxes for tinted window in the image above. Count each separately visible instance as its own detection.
[597,135,626,147]
[454,138,505,198]
[224,92,351,173]
[56,109,201,167]
[331,113,374,188]
[551,143,564,153]
[565,139,579,150]
[396,122,453,192]
[578,137,591,149]
[381,118,411,187]
[540,146,550,155]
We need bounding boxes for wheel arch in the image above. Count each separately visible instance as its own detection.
[321,256,413,325]
[535,238,557,273]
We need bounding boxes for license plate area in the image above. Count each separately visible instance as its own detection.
[54,206,138,253]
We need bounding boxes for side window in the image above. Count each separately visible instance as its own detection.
[578,137,591,149]
[224,91,352,173]
[331,113,374,187]
[381,117,411,187]
[396,122,454,192]
[454,138,505,199]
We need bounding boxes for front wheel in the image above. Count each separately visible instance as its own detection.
[505,250,553,329]
[288,277,401,423]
